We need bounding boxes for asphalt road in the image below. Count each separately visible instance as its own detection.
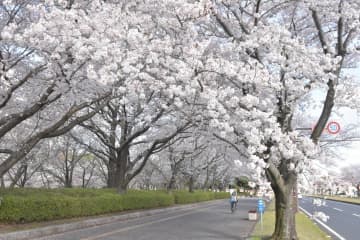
[36,198,258,240]
[299,196,360,240]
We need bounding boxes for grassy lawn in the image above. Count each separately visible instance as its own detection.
[251,202,330,240]
[311,195,360,205]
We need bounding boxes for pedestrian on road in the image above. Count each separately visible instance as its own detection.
[230,191,237,213]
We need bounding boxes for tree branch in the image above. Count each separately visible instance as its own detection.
[311,10,329,54]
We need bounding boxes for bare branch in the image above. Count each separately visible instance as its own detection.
[311,10,329,54]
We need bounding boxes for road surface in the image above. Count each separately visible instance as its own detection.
[36,198,258,240]
[299,196,360,240]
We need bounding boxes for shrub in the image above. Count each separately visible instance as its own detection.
[172,190,227,204]
[0,188,227,223]
[214,191,229,199]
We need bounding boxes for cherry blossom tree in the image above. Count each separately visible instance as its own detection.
[0,0,112,179]
[73,98,192,193]
[188,1,360,239]
[6,147,43,188]
[40,134,89,188]
[0,0,200,183]
[0,1,359,239]
[24,0,203,193]
[134,134,233,192]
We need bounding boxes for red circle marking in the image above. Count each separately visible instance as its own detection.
[326,121,340,134]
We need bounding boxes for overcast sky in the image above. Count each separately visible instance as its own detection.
[328,67,360,169]
[297,66,360,171]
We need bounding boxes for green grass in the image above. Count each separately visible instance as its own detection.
[311,195,360,205]
[251,202,330,240]
[0,188,228,223]
[296,213,330,239]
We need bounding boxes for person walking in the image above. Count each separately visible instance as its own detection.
[230,191,237,213]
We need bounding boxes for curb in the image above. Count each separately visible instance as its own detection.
[0,199,225,240]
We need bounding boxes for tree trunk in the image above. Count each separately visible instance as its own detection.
[107,158,118,188]
[203,167,210,189]
[116,146,130,194]
[189,175,194,193]
[116,165,129,193]
[293,182,298,212]
[9,165,25,188]
[0,177,4,188]
[167,163,178,191]
[265,161,298,240]
[108,146,131,192]
[82,168,86,188]
[19,164,28,187]
[167,174,176,191]
[271,182,297,240]
[117,179,129,194]
[64,167,72,188]
[64,165,73,188]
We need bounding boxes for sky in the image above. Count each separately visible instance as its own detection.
[296,66,360,173]
[336,142,360,167]
[324,67,360,170]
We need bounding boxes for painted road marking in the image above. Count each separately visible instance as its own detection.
[333,208,343,212]
[352,213,360,218]
[300,206,346,240]
[81,205,214,240]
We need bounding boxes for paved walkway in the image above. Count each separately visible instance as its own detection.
[0,198,259,240]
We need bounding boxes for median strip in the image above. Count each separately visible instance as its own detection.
[251,201,330,240]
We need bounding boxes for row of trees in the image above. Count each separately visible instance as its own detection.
[0,0,359,239]
[3,132,237,192]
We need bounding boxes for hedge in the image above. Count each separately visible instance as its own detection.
[0,188,228,223]
[172,191,228,204]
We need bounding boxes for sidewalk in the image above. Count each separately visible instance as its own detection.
[10,198,257,240]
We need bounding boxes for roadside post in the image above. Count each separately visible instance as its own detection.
[257,198,265,232]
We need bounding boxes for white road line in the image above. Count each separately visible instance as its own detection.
[333,208,343,212]
[352,213,360,218]
[299,206,346,240]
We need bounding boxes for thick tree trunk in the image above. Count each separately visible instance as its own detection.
[272,195,297,239]
[116,167,129,193]
[265,161,298,240]
[189,175,194,193]
[117,179,129,194]
[116,146,130,194]
[107,158,118,188]
[271,182,297,240]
